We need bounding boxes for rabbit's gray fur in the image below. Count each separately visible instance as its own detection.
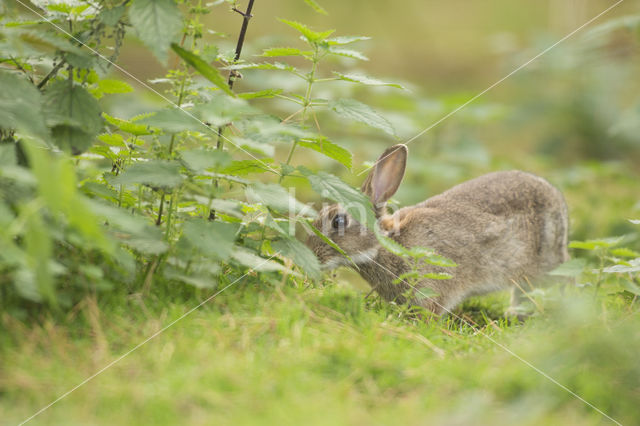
[306,144,569,316]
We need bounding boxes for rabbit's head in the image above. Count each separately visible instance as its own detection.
[306,144,408,269]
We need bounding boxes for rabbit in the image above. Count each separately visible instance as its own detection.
[306,144,569,317]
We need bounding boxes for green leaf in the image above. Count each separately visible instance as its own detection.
[260,47,308,57]
[326,36,371,45]
[408,247,457,267]
[231,248,289,273]
[138,108,207,133]
[171,43,235,96]
[329,99,396,137]
[327,47,369,61]
[569,238,623,250]
[298,137,352,169]
[128,0,182,63]
[422,272,453,280]
[300,167,376,229]
[103,113,153,136]
[621,279,640,296]
[221,159,275,176]
[97,133,126,147]
[245,182,311,215]
[181,219,239,261]
[42,81,103,154]
[113,160,184,188]
[0,71,49,140]
[302,0,328,15]
[238,89,283,100]
[180,149,232,173]
[603,258,640,274]
[88,200,168,255]
[279,19,334,43]
[193,95,256,127]
[549,258,587,277]
[611,248,640,258]
[94,79,133,98]
[273,237,321,281]
[374,230,409,257]
[225,62,298,73]
[334,72,404,89]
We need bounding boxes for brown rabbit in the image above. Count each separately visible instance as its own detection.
[306,144,569,316]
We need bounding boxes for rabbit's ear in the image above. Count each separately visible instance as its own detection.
[361,144,407,206]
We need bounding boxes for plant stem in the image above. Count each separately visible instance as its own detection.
[279,48,319,182]
[216,0,256,150]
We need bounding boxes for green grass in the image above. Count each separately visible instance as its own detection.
[2,280,639,425]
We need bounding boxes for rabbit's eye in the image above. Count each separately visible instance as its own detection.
[332,214,348,230]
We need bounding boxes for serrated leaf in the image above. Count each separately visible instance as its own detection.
[193,95,256,127]
[300,167,376,229]
[273,237,321,280]
[302,0,328,15]
[180,149,231,173]
[611,248,640,258]
[181,219,238,261]
[238,89,283,99]
[138,108,207,133]
[233,137,275,157]
[327,47,368,61]
[113,160,183,188]
[245,182,310,215]
[97,133,126,147]
[98,5,126,26]
[297,137,352,169]
[225,62,298,73]
[326,35,371,45]
[171,43,235,96]
[97,79,133,94]
[42,80,103,154]
[329,99,396,136]
[232,248,288,273]
[603,258,640,274]
[261,47,308,57]
[0,71,49,140]
[375,230,409,257]
[279,19,334,43]
[128,0,182,63]
[422,272,453,280]
[88,200,168,255]
[334,72,404,89]
[569,238,623,250]
[549,258,587,277]
[221,159,275,176]
[103,113,153,136]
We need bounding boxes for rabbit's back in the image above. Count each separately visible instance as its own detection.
[374,171,569,312]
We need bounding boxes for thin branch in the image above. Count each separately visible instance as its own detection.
[37,59,66,89]
[216,0,256,150]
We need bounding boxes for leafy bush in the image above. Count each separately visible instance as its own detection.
[0,0,414,311]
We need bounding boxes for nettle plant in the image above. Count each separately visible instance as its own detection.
[0,0,408,309]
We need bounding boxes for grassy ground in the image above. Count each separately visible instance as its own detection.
[2,278,639,425]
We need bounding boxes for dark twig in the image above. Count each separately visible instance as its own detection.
[37,59,66,89]
[216,0,256,150]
